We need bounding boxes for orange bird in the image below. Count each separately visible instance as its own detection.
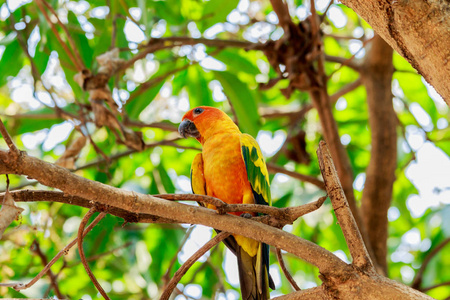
[179,106,275,300]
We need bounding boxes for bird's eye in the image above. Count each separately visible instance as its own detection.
[193,107,204,115]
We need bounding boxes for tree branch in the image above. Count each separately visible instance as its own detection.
[272,286,328,299]
[161,227,195,287]
[35,0,83,71]
[0,149,350,276]
[421,281,450,293]
[159,231,230,300]
[338,0,450,104]
[317,141,373,271]
[276,248,301,291]
[412,237,450,289]
[329,78,362,102]
[6,190,326,227]
[266,163,325,190]
[360,34,396,275]
[6,190,176,224]
[11,213,105,291]
[40,0,86,71]
[0,117,20,157]
[77,208,109,300]
[118,37,264,74]
[30,240,64,299]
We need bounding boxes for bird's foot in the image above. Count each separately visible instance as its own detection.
[240,213,253,219]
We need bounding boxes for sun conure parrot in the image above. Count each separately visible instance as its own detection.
[178,106,275,300]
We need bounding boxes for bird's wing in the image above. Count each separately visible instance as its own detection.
[240,133,275,295]
[190,153,206,197]
[240,134,271,207]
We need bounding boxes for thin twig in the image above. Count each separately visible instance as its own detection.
[41,0,86,70]
[67,242,133,267]
[327,37,374,78]
[421,281,450,292]
[276,248,301,291]
[0,117,20,157]
[77,208,109,300]
[30,240,64,299]
[161,226,195,286]
[159,231,231,300]
[35,0,83,71]
[321,0,334,21]
[412,237,450,289]
[227,96,239,126]
[329,78,362,102]
[117,37,264,73]
[266,163,325,190]
[11,213,105,291]
[126,63,194,103]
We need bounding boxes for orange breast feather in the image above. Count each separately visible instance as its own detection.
[202,133,254,214]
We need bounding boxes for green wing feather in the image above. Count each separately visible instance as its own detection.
[240,133,275,295]
[240,134,271,207]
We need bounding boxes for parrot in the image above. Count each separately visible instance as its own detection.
[178,106,275,300]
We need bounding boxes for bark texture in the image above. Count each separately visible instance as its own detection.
[360,35,397,275]
[0,145,435,299]
[339,0,450,103]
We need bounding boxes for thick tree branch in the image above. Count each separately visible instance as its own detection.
[273,286,328,299]
[0,149,350,276]
[310,86,363,233]
[6,191,326,228]
[360,34,396,275]
[338,0,450,103]
[5,190,176,224]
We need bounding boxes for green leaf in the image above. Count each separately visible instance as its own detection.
[0,32,18,46]
[213,49,260,75]
[125,80,165,119]
[67,11,94,68]
[199,0,239,31]
[0,39,23,86]
[273,192,293,208]
[213,71,260,136]
[186,65,214,107]
[153,0,185,25]
[34,41,50,75]
[158,163,176,194]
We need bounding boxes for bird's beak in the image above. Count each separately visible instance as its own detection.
[178,119,200,139]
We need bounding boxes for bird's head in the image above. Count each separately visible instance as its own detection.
[178,106,239,144]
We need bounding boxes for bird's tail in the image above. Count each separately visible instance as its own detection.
[236,242,275,300]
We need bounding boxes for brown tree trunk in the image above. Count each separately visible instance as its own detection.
[339,0,450,104]
[360,35,397,275]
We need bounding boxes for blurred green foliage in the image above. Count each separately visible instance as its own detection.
[0,0,449,299]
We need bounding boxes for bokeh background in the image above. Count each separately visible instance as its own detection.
[0,0,449,299]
